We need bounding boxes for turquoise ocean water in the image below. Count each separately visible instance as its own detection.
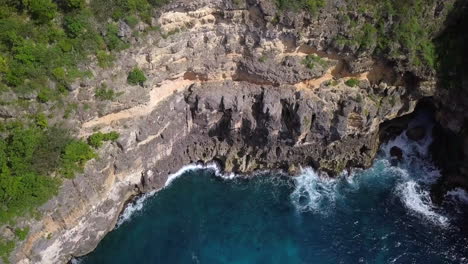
[78,114,468,264]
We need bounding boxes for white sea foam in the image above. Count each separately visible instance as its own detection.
[291,111,453,228]
[116,189,157,227]
[379,115,450,226]
[396,180,448,227]
[447,188,468,204]
[164,162,238,186]
[70,258,82,264]
[290,168,338,213]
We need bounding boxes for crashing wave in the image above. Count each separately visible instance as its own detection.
[116,190,157,227]
[290,168,338,213]
[291,111,451,227]
[396,180,448,227]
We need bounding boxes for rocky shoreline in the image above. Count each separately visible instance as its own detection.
[6,0,467,263]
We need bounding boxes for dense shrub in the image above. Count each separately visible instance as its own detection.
[60,140,96,178]
[0,240,14,263]
[125,15,139,28]
[336,0,438,70]
[302,54,328,69]
[0,0,173,259]
[34,113,48,128]
[96,51,115,68]
[127,67,147,86]
[87,131,120,148]
[0,124,96,223]
[95,84,120,100]
[64,14,87,38]
[14,227,29,241]
[0,0,169,104]
[104,23,129,51]
[345,78,360,87]
[0,129,59,223]
[59,0,86,11]
[27,0,58,23]
[276,0,325,14]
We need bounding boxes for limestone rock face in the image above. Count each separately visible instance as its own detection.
[11,0,437,263]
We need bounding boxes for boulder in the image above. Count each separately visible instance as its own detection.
[390,146,403,160]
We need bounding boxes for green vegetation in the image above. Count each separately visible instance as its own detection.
[127,67,147,86]
[0,240,14,263]
[87,131,120,148]
[434,1,466,92]
[0,122,96,223]
[96,51,115,68]
[95,83,122,101]
[0,0,168,261]
[302,54,328,69]
[335,0,439,70]
[60,140,96,178]
[345,78,359,87]
[63,103,78,118]
[359,23,378,50]
[0,0,167,102]
[14,227,29,241]
[276,0,325,14]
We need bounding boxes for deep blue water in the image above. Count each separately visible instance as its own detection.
[79,117,468,264]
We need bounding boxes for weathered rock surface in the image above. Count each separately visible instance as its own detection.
[8,0,451,263]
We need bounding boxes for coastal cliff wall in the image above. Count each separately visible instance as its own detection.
[5,0,464,263]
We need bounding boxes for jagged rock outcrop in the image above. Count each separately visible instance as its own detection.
[8,0,453,263]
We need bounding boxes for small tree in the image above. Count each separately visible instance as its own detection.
[345,78,360,87]
[127,67,147,86]
[87,131,120,148]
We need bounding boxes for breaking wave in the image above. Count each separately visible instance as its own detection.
[290,168,338,213]
[116,190,157,227]
[117,111,459,230]
[397,180,448,226]
[291,111,450,227]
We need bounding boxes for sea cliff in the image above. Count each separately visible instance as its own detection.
[3,0,467,263]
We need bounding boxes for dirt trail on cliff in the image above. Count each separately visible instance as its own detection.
[294,56,395,90]
[81,61,390,133]
[81,79,194,131]
[80,43,394,134]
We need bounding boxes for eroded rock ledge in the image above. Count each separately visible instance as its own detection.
[12,1,435,263]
